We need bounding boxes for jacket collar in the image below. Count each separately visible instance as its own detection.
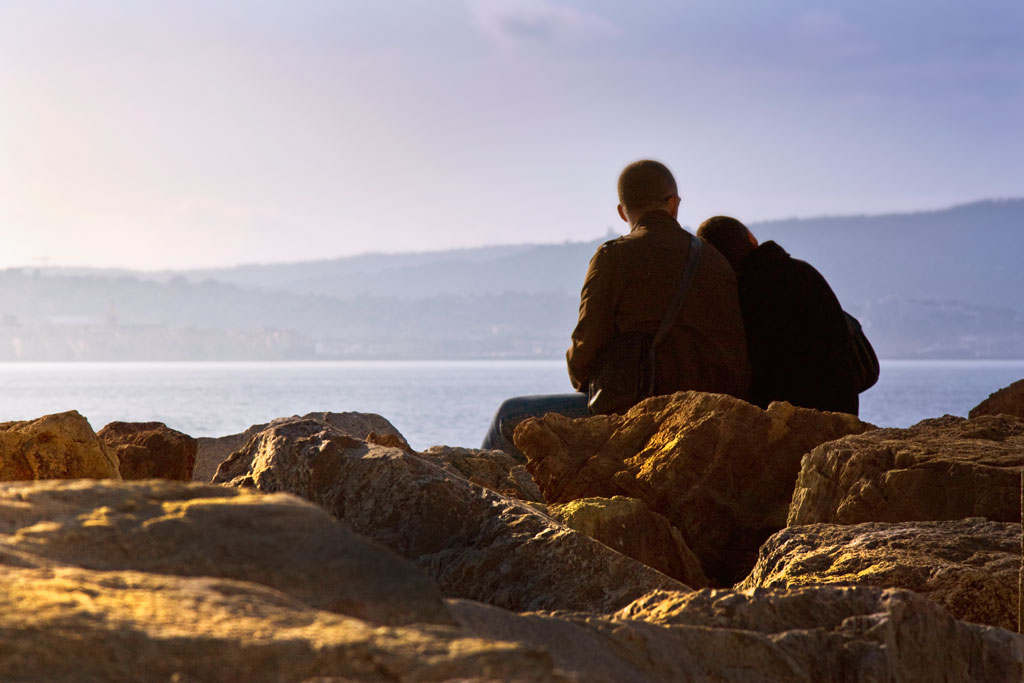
[631,209,684,234]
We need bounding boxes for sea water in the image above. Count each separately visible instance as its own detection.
[0,360,1021,451]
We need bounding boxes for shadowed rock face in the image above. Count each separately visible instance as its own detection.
[788,414,1024,526]
[515,391,869,584]
[0,410,120,482]
[738,518,1021,631]
[214,418,687,613]
[548,496,709,588]
[971,378,1024,420]
[0,478,450,627]
[98,421,197,480]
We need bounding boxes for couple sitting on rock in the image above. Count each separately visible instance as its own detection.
[483,159,861,459]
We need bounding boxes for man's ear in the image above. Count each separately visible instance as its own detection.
[617,204,628,223]
[746,230,759,248]
[667,195,681,218]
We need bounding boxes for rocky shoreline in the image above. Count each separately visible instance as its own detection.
[1,381,1023,681]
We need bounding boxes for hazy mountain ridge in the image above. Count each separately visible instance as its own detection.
[6,199,1023,360]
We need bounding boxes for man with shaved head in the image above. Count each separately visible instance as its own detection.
[697,215,859,414]
[482,160,750,459]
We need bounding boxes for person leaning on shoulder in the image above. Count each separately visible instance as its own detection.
[481,160,750,459]
[696,215,859,415]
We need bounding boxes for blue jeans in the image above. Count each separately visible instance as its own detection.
[481,392,590,461]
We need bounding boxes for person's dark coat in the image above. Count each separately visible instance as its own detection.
[567,210,750,400]
[738,240,858,414]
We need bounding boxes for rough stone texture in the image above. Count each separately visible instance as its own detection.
[419,445,545,503]
[548,496,709,588]
[98,421,197,480]
[451,585,1024,683]
[788,414,1024,526]
[738,518,1021,631]
[215,418,687,613]
[970,377,1024,420]
[516,391,869,584]
[0,479,450,627]
[0,410,120,481]
[2,480,1022,682]
[0,565,570,683]
[194,411,410,482]
[609,585,1024,682]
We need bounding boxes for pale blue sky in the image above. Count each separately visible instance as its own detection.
[0,1,1020,268]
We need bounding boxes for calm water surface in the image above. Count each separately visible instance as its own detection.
[0,360,1021,450]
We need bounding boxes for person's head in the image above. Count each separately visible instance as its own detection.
[696,215,758,271]
[616,160,680,226]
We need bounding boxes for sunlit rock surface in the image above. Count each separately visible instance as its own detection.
[611,585,1023,682]
[515,391,868,584]
[738,518,1020,631]
[418,445,545,503]
[0,478,449,627]
[214,418,687,613]
[98,420,197,480]
[970,377,1024,420]
[548,495,709,588]
[788,414,1024,526]
[194,410,410,482]
[0,410,120,482]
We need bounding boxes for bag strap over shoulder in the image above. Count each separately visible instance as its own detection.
[652,237,703,349]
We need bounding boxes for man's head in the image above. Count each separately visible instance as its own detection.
[696,215,758,271]
[616,160,680,226]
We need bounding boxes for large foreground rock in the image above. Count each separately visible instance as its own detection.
[0,479,449,627]
[2,480,1022,682]
[0,410,120,481]
[516,392,869,584]
[789,414,1024,526]
[214,418,686,613]
[970,377,1024,420]
[98,420,197,480]
[738,518,1021,631]
[0,565,569,683]
[548,496,709,588]
[194,411,410,482]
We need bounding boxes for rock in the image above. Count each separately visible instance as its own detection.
[418,445,544,502]
[214,418,687,613]
[548,496,709,588]
[0,410,120,481]
[970,378,1024,420]
[194,411,410,482]
[515,392,869,584]
[453,585,1024,683]
[738,518,1020,631]
[0,478,450,627]
[98,421,197,480]
[0,565,570,683]
[788,414,1024,526]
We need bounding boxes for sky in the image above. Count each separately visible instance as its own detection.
[0,1,1021,269]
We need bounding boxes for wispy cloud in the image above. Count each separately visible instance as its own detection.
[465,0,621,50]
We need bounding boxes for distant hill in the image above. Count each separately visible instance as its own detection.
[749,199,1024,311]
[13,199,1024,360]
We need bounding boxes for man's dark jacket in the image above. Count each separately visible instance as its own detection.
[738,240,858,414]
